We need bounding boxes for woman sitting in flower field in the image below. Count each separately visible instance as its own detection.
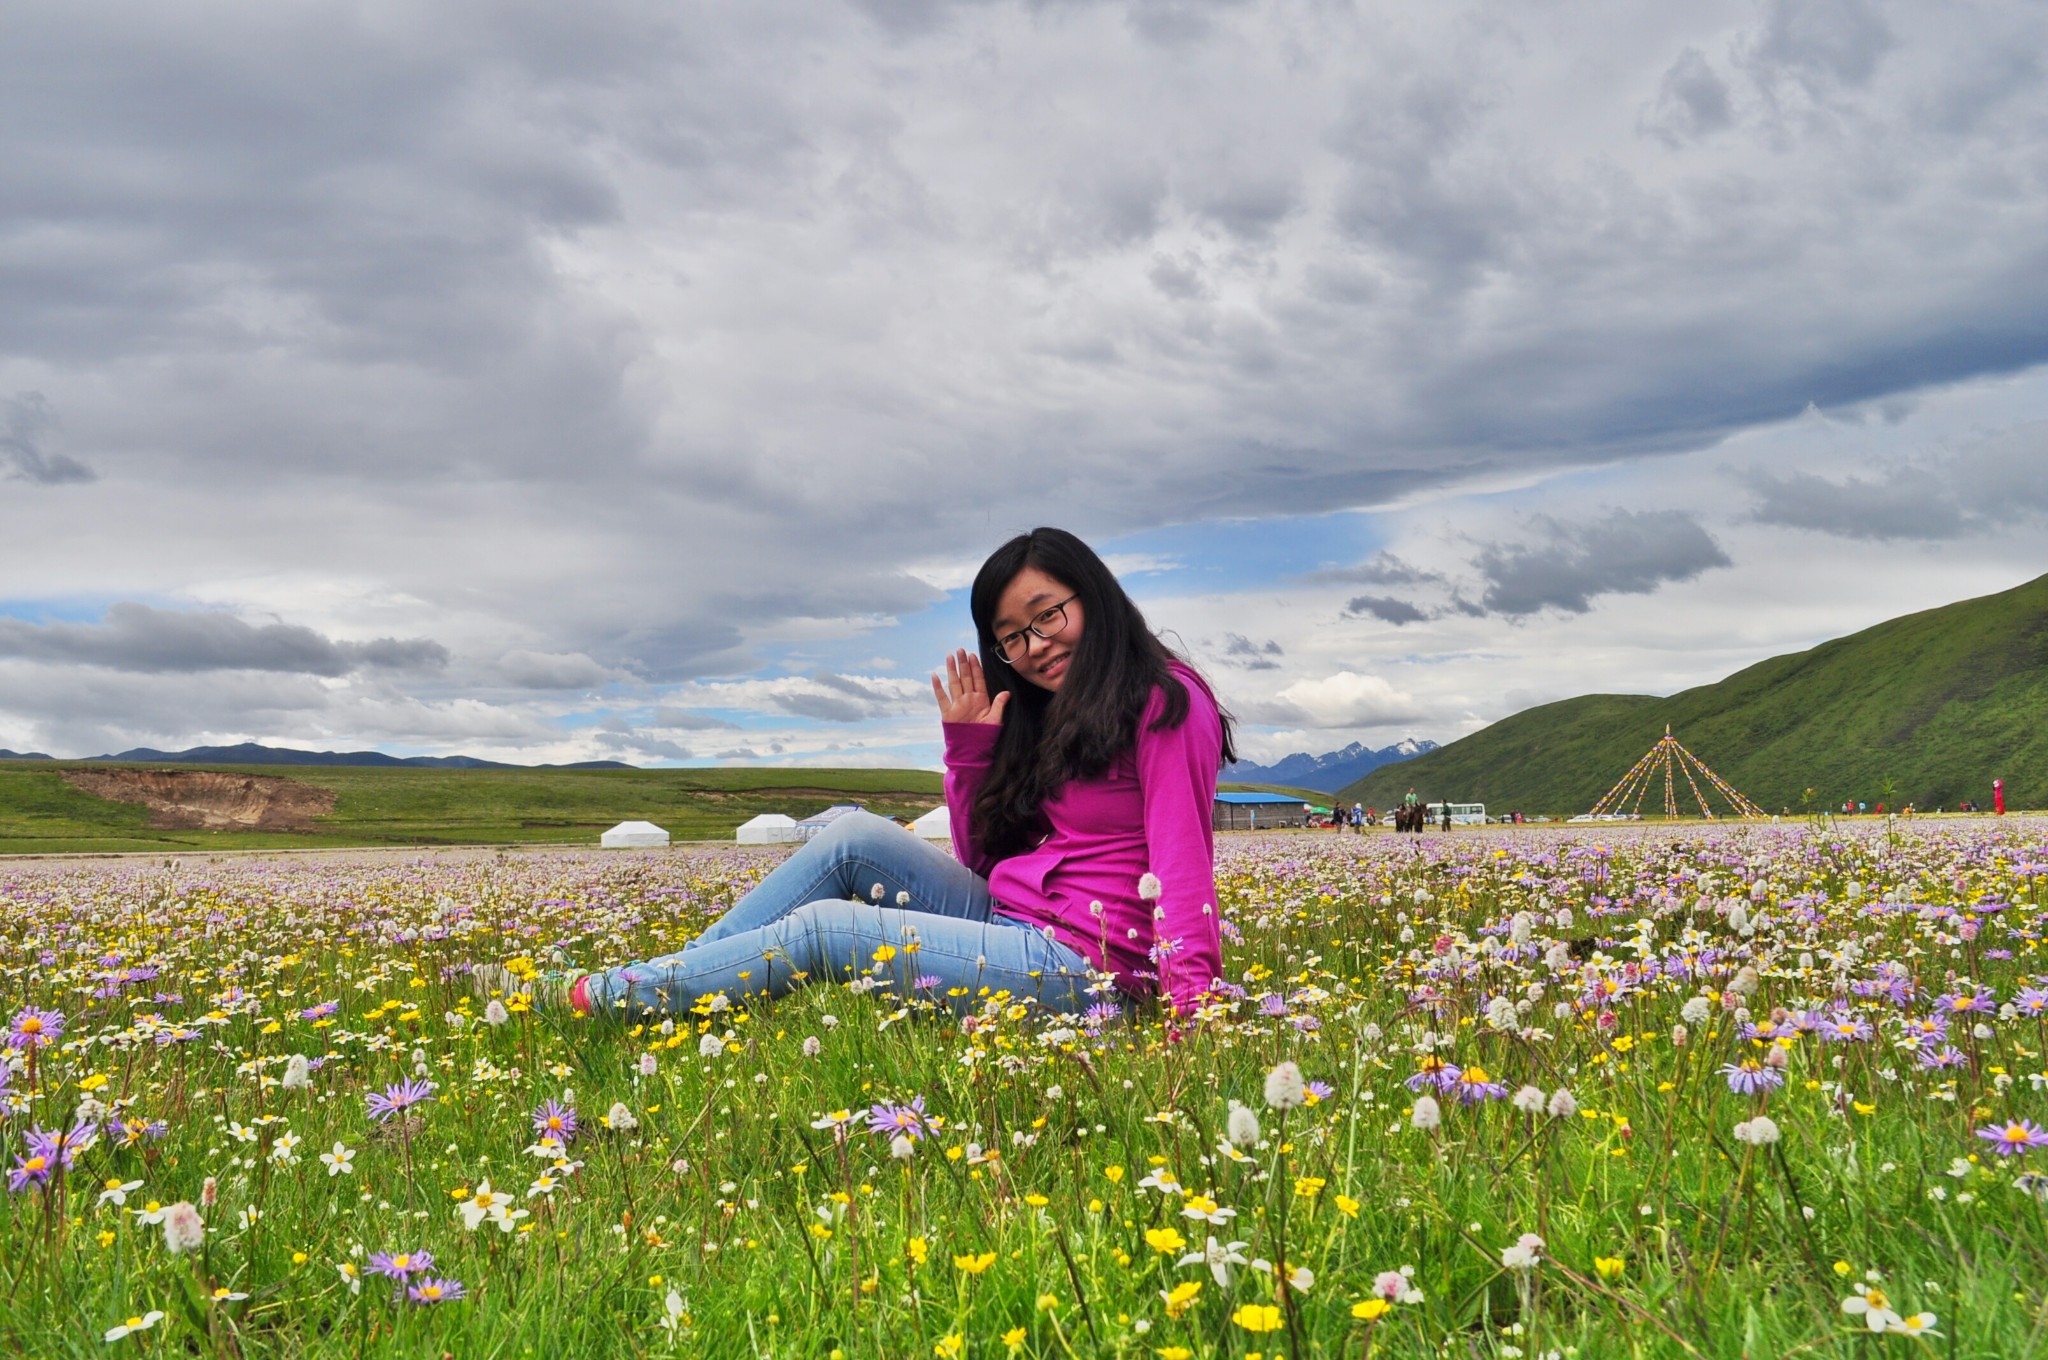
[477,526,1234,1020]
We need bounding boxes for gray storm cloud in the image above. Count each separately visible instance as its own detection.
[0,604,447,676]
[1474,511,1733,617]
[1740,423,2048,541]
[1,393,92,484]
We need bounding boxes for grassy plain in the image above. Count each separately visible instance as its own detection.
[0,762,946,856]
[0,761,1320,857]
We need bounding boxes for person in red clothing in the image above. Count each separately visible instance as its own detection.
[1994,778,2006,815]
[479,527,1237,1021]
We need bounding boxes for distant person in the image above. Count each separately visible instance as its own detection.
[475,527,1236,1022]
[1440,802,1452,832]
[1994,778,2006,815]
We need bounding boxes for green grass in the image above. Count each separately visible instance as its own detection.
[1347,570,2048,816]
[0,762,947,856]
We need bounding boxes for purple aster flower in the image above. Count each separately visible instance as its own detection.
[914,975,942,991]
[1403,1056,1462,1093]
[1147,937,1184,964]
[300,1001,339,1021]
[2015,987,2048,1017]
[1936,986,1997,1015]
[1258,993,1289,1017]
[1901,1016,1948,1046]
[8,1125,83,1194]
[1976,1119,2048,1156]
[1820,1013,1873,1043]
[865,1096,926,1140]
[1918,1046,1968,1071]
[368,1250,435,1280]
[1719,1060,1785,1096]
[108,1118,169,1147]
[7,1151,53,1194]
[406,1277,465,1305]
[1451,1066,1509,1104]
[6,1006,64,1051]
[366,1077,435,1123]
[1082,1002,1123,1030]
[532,1100,579,1142]
[1305,1080,1336,1102]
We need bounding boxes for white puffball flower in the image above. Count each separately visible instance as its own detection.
[1227,1102,1263,1148]
[1263,1061,1306,1110]
[1411,1095,1442,1131]
[1681,997,1712,1026]
[1734,1116,1781,1146]
[1547,1088,1578,1119]
[1138,872,1163,901]
[638,1052,658,1077]
[698,1033,724,1059]
[607,1102,638,1132]
[162,1202,206,1254]
[801,1035,823,1058]
[484,1000,510,1027]
[281,1054,312,1090]
[1512,1085,1546,1114]
[1500,1233,1544,1272]
[890,1135,916,1162]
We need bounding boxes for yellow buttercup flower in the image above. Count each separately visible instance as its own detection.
[1232,1303,1283,1333]
[1145,1226,1186,1255]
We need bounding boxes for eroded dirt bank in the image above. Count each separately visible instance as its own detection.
[62,769,338,831]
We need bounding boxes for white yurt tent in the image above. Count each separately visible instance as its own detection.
[735,813,800,844]
[600,820,670,848]
[911,805,952,840]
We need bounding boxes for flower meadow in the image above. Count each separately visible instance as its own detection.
[5,822,2048,1358]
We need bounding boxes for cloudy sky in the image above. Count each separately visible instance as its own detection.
[4,0,2046,768]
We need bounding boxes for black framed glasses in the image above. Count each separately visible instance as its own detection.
[993,594,1078,664]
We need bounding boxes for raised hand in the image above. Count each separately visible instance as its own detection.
[931,648,1010,726]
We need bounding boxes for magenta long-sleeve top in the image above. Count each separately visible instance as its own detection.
[942,660,1224,1013]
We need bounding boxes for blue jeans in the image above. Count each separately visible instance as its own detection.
[584,811,1106,1017]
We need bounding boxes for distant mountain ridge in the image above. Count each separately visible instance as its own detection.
[1228,738,1438,793]
[0,742,632,771]
[1343,571,2048,813]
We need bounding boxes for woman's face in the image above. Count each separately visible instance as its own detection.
[991,565,1084,692]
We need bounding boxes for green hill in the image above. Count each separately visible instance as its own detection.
[1344,571,2048,816]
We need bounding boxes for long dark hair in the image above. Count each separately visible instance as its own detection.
[968,527,1236,858]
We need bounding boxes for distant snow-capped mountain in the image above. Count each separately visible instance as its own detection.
[1226,738,1438,794]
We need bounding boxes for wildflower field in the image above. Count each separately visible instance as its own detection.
[6,821,2047,1359]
